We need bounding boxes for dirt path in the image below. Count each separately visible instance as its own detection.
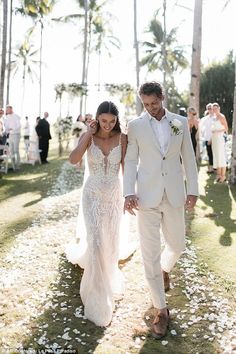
[0,162,236,353]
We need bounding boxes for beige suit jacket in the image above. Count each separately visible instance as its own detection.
[123,110,199,208]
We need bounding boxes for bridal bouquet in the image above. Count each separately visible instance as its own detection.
[72,121,86,137]
[169,119,182,135]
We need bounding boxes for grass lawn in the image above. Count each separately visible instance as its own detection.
[0,155,236,353]
[190,164,236,286]
[0,147,70,261]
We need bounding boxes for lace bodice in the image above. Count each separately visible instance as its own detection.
[87,141,121,178]
[211,119,224,133]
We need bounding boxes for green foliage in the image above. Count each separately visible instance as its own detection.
[105,83,136,112]
[166,82,188,114]
[17,0,55,18]
[200,52,234,127]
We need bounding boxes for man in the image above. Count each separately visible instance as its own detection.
[36,112,52,163]
[4,105,21,170]
[123,82,198,339]
[199,103,215,173]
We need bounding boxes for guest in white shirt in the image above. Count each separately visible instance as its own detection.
[199,103,215,173]
[4,105,21,170]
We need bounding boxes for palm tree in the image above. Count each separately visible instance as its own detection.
[16,0,56,116]
[189,0,202,113]
[0,0,8,107]
[53,0,117,115]
[133,0,142,115]
[10,38,40,115]
[141,10,188,107]
[91,10,120,98]
[6,0,13,104]
[80,0,88,116]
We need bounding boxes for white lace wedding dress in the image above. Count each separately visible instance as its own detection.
[66,138,136,327]
[211,119,227,168]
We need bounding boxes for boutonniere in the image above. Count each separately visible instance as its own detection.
[169,119,182,135]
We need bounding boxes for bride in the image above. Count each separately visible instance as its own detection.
[66,101,135,327]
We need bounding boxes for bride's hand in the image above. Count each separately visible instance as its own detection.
[88,120,98,135]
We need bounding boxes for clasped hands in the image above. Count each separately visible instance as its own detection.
[124,194,197,215]
[124,195,139,215]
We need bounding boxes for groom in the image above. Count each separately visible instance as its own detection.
[123,81,198,339]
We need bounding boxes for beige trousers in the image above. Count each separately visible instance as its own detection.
[137,192,185,309]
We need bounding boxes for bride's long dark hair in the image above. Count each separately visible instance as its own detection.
[95,101,121,133]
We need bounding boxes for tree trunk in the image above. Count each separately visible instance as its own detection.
[162,0,168,108]
[133,0,142,115]
[21,65,26,117]
[80,0,88,116]
[6,0,13,105]
[84,11,92,114]
[230,58,236,184]
[39,20,43,117]
[58,132,63,156]
[0,0,8,107]
[189,0,202,113]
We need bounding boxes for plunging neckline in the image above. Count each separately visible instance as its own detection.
[92,141,120,157]
[91,134,121,157]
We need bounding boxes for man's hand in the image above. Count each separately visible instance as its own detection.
[185,195,198,212]
[124,195,139,215]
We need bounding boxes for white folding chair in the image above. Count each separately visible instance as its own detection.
[0,144,10,174]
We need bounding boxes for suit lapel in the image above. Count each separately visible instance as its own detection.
[165,113,173,153]
[165,111,182,155]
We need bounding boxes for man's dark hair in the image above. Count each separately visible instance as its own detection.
[139,81,164,98]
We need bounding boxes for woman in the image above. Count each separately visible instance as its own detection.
[66,101,129,327]
[211,103,228,183]
[187,107,199,156]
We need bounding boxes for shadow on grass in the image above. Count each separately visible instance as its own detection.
[201,171,236,246]
[0,215,37,261]
[22,255,105,353]
[0,155,69,203]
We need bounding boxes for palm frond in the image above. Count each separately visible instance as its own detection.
[52,13,83,23]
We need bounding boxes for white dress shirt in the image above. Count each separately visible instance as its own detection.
[200,114,215,141]
[148,112,171,155]
[4,114,21,135]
